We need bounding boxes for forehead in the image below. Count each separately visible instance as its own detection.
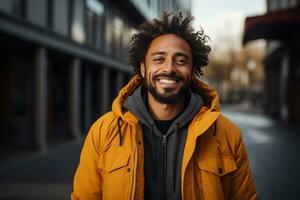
[147,34,191,56]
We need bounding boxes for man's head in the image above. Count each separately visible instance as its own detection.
[129,12,211,104]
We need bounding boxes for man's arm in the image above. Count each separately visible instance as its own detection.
[231,134,257,200]
[71,120,103,200]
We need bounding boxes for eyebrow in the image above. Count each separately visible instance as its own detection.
[151,51,167,57]
[151,51,190,59]
[175,52,189,59]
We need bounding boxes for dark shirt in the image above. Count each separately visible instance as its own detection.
[155,119,176,135]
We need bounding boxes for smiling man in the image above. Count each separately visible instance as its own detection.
[72,12,257,200]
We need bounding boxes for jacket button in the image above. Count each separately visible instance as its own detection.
[218,167,223,174]
[138,141,142,145]
[127,168,131,173]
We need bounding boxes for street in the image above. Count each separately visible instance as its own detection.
[223,110,300,200]
[0,109,300,199]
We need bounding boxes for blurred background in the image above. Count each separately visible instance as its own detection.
[0,0,299,199]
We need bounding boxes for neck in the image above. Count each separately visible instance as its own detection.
[147,93,185,120]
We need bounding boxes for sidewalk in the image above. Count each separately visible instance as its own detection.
[222,108,300,200]
[0,140,83,200]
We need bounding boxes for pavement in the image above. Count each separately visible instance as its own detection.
[223,108,300,200]
[0,105,300,200]
[0,141,83,200]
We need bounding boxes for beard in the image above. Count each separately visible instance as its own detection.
[144,70,191,105]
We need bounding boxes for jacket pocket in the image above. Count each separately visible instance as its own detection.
[97,151,132,200]
[197,156,237,177]
[194,156,237,200]
[97,151,130,173]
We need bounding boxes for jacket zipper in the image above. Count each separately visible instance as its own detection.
[162,134,167,200]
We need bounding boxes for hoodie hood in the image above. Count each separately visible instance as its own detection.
[111,74,221,124]
[123,85,204,136]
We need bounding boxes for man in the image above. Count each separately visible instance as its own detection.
[71,12,257,200]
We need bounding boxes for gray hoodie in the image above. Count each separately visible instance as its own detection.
[124,85,204,200]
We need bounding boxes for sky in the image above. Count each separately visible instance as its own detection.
[191,0,266,52]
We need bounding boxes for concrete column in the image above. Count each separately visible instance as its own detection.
[69,58,81,139]
[116,71,124,94]
[33,47,47,151]
[100,67,110,114]
[279,46,289,121]
[83,67,92,133]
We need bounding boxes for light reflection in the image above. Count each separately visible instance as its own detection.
[223,111,274,128]
[246,129,273,144]
[71,23,85,44]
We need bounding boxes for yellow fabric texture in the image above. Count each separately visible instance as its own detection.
[71,75,257,200]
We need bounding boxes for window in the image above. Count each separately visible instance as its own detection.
[0,0,26,18]
[71,0,85,43]
[52,0,69,36]
[104,8,113,54]
[0,0,13,13]
[26,0,47,27]
[86,0,105,49]
[112,16,123,58]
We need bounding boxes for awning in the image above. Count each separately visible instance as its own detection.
[243,7,300,44]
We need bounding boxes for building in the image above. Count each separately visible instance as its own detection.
[243,0,300,123]
[0,0,191,152]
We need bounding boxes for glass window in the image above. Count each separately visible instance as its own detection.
[122,23,135,62]
[86,10,94,46]
[86,0,104,15]
[0,0,26,18]
[71,0,85,43]
[122,24,129,61]
[112,15,123,58]
[85,0,105,49]
[0,0,12,13]
[104,8,113,54]
[52,0,69,36]
[26,0,47,27]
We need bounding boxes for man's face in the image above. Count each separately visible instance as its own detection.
[141,34,193,104]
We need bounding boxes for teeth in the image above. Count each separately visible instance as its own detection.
[158,79,176,84]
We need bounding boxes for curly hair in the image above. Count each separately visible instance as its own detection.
[128,11,211,78]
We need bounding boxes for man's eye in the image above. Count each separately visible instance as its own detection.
[176,59,186,65]
[153,57,164,63]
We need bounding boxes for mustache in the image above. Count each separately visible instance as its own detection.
[153,72,184,81]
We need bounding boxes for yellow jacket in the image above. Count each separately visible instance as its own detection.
[71,75,257,200]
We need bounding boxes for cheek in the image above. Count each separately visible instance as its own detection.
[145,70,154,83]
[180,68,192,79]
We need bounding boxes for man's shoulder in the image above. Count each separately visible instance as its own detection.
[89,111,118,134]
[217,113,240,133]
[215,113,243,144]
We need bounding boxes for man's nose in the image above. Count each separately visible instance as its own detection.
[163,59,176,73]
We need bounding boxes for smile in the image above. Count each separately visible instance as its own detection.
[157,78,178,84]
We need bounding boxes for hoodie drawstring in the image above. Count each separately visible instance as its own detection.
[117,117,123,146]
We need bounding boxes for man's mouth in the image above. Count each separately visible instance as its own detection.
[154,76,184,89]
[157,78,178,84]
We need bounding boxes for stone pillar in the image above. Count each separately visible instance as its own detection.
[83,67,92,133]
[116,71,124,94]
[279,46,289,121]
[33,47,47,151]
[69,58,81,139]
[100,67,110,114]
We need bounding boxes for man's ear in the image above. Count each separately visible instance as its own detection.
[140,63,145,78]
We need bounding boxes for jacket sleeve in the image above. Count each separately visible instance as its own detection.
[231,133,257,200]
[71,119,104,200]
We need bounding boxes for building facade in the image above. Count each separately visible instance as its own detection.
[0,0,190,152]
[243,0,300,124]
